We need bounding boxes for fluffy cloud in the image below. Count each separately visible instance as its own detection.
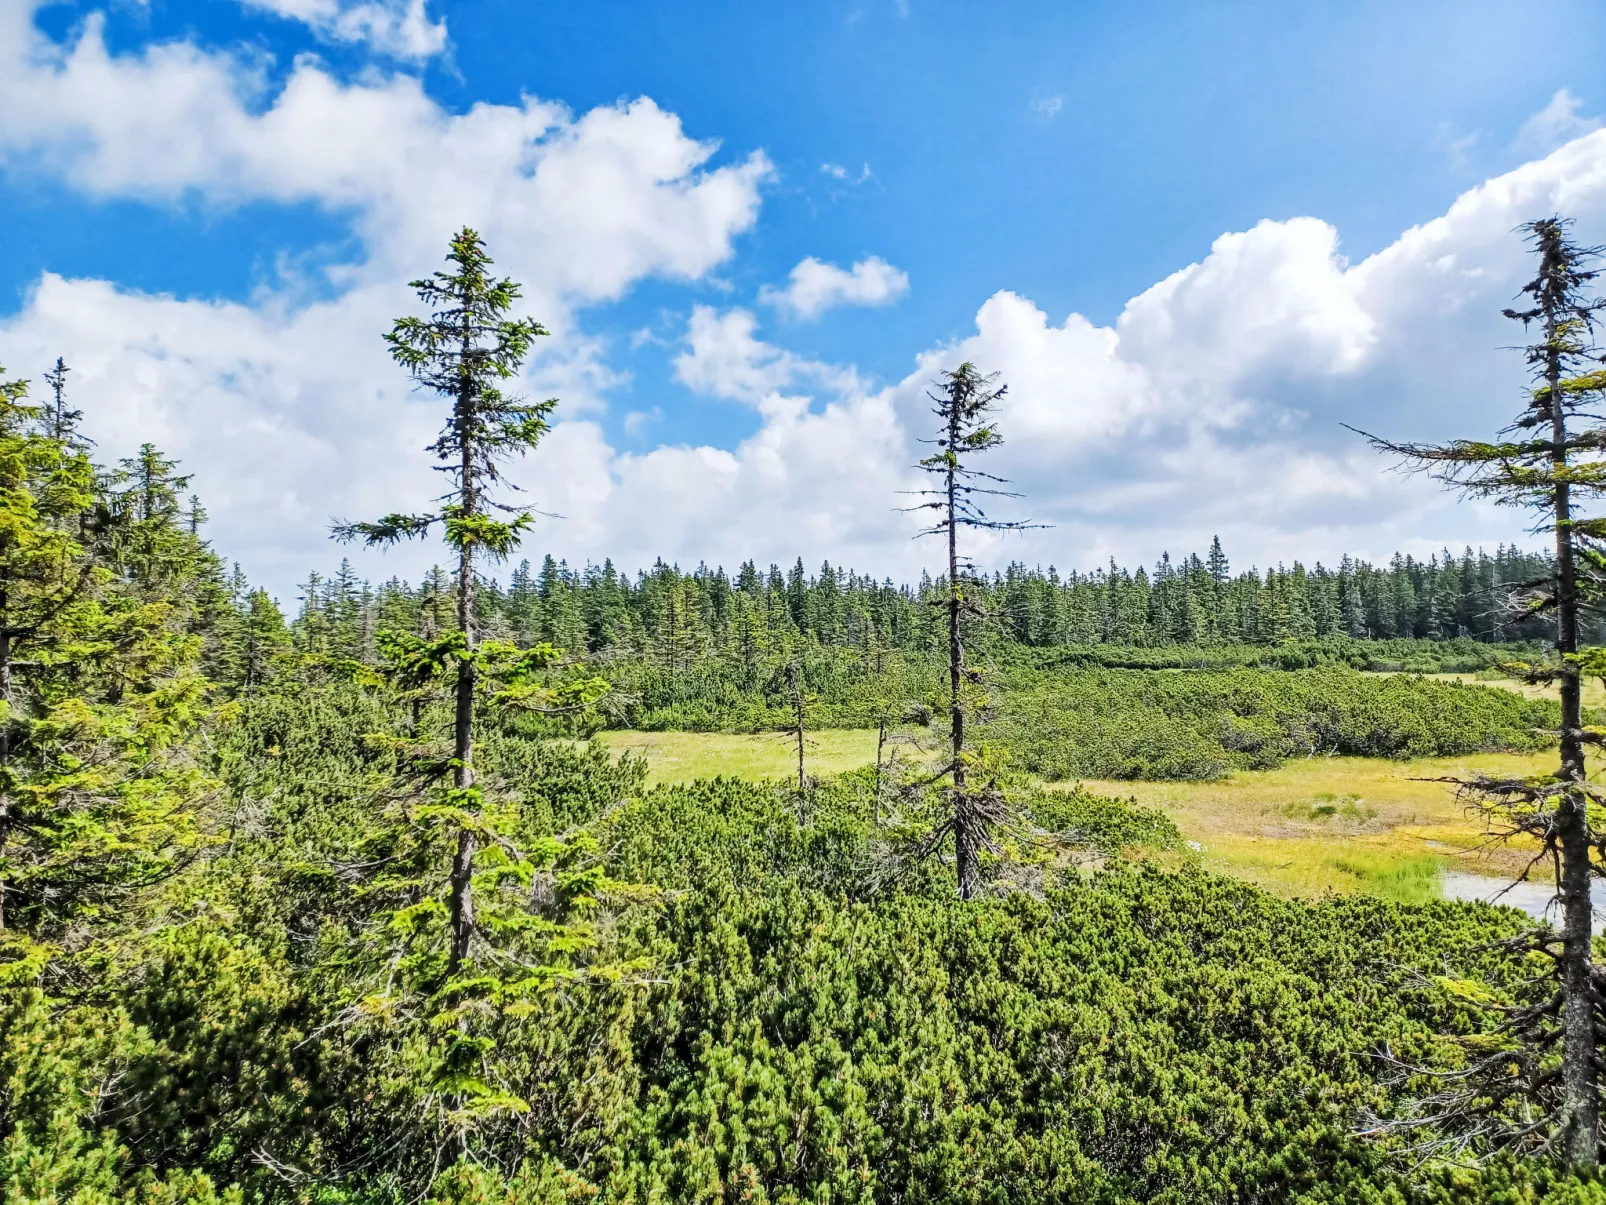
[238,0,447,61]
[0,0,770,593]
[654,129,1606,580]
[1116,217,1375,388]
[5,1,1606,599]
[672,307,859,404]
[10,131,1606,595]
[0,1,770,304]
[0,273,430,592]
[760,256,909,321]
[882,131,1606,573]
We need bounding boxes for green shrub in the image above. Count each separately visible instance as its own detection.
[7,677,1595,1204]
[989,665,1562,780]
[1027,785,1182,852]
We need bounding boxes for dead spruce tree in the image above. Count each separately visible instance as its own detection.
[784,658,811,794]
[905,362,1036,899]
[335,227,551,974]
[1358,217,1606,1167]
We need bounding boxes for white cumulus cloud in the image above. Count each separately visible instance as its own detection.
[0,1,771,304]
[760,256,909,321]
[0,0,771,594]
[672,306,859,404]
[239,0,448,61]
[7,1,1606,597]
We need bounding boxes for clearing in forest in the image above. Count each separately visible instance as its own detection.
[597,727,881,785]
[1076,752,1550,904]
[597,728,1550,906]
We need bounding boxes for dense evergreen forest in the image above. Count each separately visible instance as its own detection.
[7,225,1606,1203]
[293,540,1572,666]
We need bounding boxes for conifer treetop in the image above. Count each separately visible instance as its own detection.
[905,362,1037,545]
[334,228,554,561]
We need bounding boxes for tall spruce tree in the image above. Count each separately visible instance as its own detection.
[234,588,290,692]
[905,362,1036,899]
[1358,217,1606,1166]
[0,366,208,935]
[1207,535,1229,586]
[335,228,552,972]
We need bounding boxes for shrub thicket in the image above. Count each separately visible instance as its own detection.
[7,680,1604,1203]
[991,665,1564,780]
[605,646,1563,780]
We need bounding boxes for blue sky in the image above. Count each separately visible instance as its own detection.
[3,0,1606,597]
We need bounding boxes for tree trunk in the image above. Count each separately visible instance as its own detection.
[0,607,11,932]
[788,661,805,793]
[874,717,886,827]
[447,372,478,976]
[947,424,978,900]
[1549,314,1599,1166]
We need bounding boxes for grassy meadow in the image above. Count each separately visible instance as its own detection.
[1076,751,1552,903]
[598,727,1555,906]
[597,727,883,785]
[1367,668,1606,706]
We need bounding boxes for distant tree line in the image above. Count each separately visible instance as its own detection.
[284,538,1571,667]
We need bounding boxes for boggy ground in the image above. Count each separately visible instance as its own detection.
[597,727,881,785]
[597,729,1557,906]
[1077,752,1552,903]
[1373,669,1606,707]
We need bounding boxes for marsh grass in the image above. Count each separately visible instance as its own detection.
[1280,791,1376,823]
[596,727,881,786]
[595,729,1562,906]
[1185,839,1449,905]
[1077,752,1559,902]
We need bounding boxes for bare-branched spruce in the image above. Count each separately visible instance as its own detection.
[783,658,812,794]
[905,362,1038,899]
[1357,216,1606,1167]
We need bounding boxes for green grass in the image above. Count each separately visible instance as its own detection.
[595,728,880,786]
[595,728,1561,906]
[1077,751,1559,903]
[1336,852,1447,904]
[1368,669,1606,708]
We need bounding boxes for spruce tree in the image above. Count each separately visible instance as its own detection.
[236,588,290,692]
[504,558,539,644]
[783,658,811,794]
[335,227,552,972]
[418,565,452,637]
[786,558,808,630]
[42,357,83,449]
[727,589,769,687]
[0,366,207,934]
[905,362,1037,899]
[1357,217,1606,1165]
[1207,535,1229,586]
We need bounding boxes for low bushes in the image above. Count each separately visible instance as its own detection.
[988,665,1561,780]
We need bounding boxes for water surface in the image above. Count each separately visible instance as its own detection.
[1440,870,1579,921]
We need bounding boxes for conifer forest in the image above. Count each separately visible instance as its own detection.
[15,218,1606,1205]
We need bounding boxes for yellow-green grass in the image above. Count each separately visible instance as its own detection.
[1074,752,1554,903]
[594,728,1561,906]
[1366,670,1606,709]
[596,728,880,786]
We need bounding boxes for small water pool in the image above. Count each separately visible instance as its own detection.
[1438,870,1599,921]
